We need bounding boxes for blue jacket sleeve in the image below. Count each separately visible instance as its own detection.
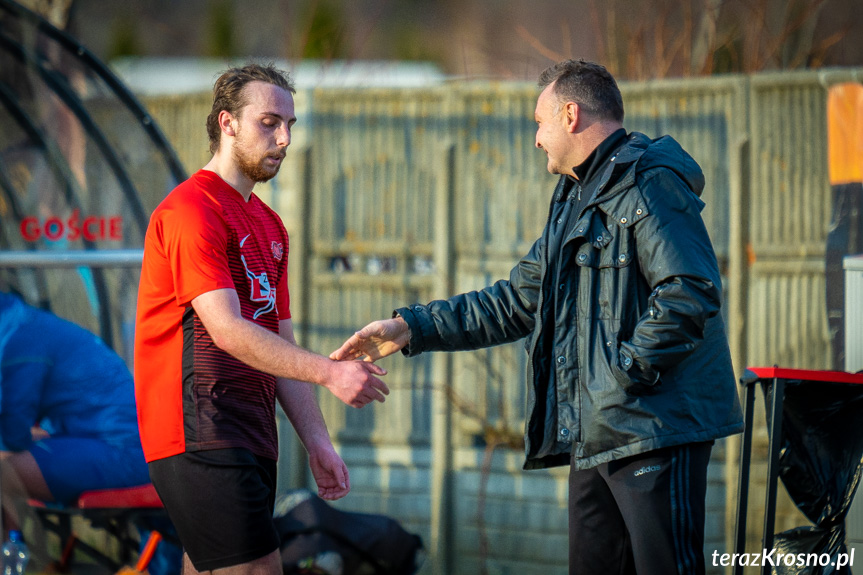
[0,356,49,451]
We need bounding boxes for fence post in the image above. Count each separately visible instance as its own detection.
[293,145,313,356]
[726,125,751,555]
[430,142,456,575]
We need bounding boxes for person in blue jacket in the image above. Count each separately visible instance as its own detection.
[0,290,150,529]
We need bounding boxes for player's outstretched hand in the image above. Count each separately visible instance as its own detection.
[326,360,390,408]
[329,317,411,362]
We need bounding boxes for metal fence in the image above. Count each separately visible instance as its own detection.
[140,67,863,574]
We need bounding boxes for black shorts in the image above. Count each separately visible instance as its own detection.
[148,448,280,571]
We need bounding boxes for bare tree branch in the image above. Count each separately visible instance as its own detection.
[692,0,725,75]
[805,27,849,67]
[516,0,839,79]
[762,0,828,69]
[515,24,566,63]
[588,0,610,71]
[561,20,573,58]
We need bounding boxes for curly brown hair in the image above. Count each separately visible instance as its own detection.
[206,63,296,155]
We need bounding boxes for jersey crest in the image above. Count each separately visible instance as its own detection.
[272,241,284,261]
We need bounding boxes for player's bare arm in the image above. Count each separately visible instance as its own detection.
[275,319,350,500]
[192,288,390,407]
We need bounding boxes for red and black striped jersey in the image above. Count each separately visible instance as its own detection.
[134,169,290,462]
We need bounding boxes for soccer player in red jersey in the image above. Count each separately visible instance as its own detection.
[135,64,389,575]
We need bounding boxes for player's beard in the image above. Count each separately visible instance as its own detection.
[232,131,285,183]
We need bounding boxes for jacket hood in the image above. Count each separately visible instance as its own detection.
[633,133,705,198]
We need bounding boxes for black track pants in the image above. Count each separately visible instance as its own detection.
[568,441,714,575]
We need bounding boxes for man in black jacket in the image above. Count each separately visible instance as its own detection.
[331,60,743,575]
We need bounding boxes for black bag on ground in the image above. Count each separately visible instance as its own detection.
[274,490,424,575]
[766,378,863,574]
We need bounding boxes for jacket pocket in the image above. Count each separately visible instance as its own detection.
[597,320,657,396]
[573,221,635,270]
[573,219,638,321]
[596,319,627,386]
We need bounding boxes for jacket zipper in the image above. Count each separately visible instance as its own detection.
[525,182,559,458]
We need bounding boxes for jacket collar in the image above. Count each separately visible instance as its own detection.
[585,132,651,206]
[573,128,628,184]
[548,132,651,228]
[551,132,652,207]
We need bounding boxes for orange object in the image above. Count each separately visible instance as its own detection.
[115,531,162,575]
[58,535,78,571]
[827,82,863,185]
[41,534,78,573]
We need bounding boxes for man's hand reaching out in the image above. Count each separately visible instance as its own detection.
[329,317,411,362]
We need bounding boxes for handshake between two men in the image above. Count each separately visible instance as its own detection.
[328,316,412,407]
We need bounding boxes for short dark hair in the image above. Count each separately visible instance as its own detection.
[538,60,624,123]
[206,63,296,154]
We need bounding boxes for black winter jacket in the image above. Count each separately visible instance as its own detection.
[396,132,744,470]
